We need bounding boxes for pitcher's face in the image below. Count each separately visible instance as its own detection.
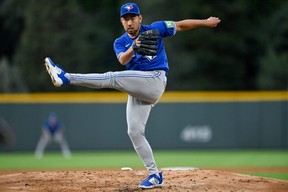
[121,14,142,37]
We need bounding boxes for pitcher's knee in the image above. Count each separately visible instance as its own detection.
[127,128,143,141]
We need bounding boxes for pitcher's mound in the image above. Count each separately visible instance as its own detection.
[0,169,287,192]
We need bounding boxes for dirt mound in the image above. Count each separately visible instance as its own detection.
[0,169,287,192]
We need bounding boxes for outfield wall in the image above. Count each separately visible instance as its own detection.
[0,91,287,151]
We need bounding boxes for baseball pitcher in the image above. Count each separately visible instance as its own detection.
[44,3,220,189]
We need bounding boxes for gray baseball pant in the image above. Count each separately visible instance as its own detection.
[68,70,167,175]
[35,129,71,159]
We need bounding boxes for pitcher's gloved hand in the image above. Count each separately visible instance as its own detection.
[132,30,160,56]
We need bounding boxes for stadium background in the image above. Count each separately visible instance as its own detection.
[0,91,287,151]
[0,0,287,183]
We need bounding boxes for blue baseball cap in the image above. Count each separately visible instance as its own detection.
[120,3,140,17]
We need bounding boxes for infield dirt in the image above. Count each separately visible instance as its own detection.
[0,168,287,192]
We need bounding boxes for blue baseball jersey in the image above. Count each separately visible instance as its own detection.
[44,120,62,135]
[113,21,176,74]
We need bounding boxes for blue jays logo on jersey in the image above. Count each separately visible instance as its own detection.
[125,5,134,11]
[145,55,157,61]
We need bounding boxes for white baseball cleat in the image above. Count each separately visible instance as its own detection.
[44,57,70,87]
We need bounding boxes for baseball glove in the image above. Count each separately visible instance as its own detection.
[132,29,160,56]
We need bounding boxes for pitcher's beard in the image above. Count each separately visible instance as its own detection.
[127,28,140,37]
[127,29,136,35]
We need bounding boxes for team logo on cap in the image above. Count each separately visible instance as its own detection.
[125,4,134,11]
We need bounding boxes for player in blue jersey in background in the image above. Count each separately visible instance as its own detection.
[35,113,71,159]
[44,2,220,189]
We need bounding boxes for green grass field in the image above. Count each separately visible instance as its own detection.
[0,150,287,180]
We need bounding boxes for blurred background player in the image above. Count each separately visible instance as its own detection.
[0,117,15,151]
[35,113,71,159]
